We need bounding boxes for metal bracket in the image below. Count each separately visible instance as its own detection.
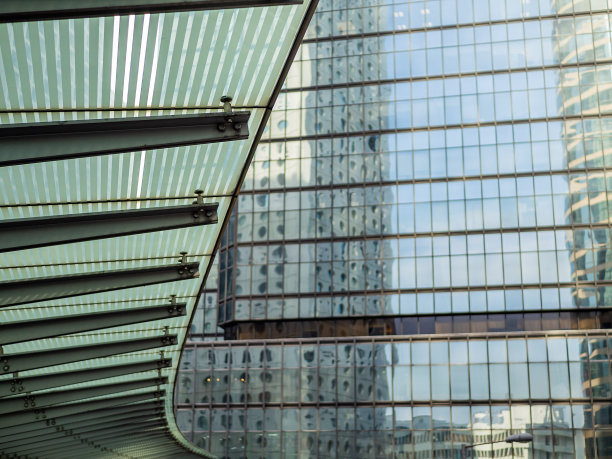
[166,296,184,316]
[9,378,23,394]
[176,253,198,277]
[193,189,204,205]
[217,96,244,133]
[221,95,233,114]
[22,394,36,409]
[160,334,176,346]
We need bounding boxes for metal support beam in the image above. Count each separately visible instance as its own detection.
[42,431,171,459]
[0,358,171,397]
[135,447,200,459]
[28,444,119,459]
[88,426,168,442]
[0,377,167,415]
[115,444,191,458]
[0,412,163,446]
[60,442,196,459]
[26,443,117,459]
[8,423,166,455]
[0,262,199,307]
[113,443,198,459]
[0,335,177,375]
[0,404,163,438]
[25,426,168,453]
[45,417,164,440]
[0,201,218,252]
[120,444,191,458]
[0,390,164,429]
[0,0,301,22]
[0,112,250,166]
[1,418,165,451]
[0,302,186,345]
[46,443,126,459]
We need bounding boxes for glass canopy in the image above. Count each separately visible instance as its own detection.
[0,1,316,457]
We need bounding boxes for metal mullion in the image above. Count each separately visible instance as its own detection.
[230,279,612,301]
[112,435,176,450]
[115,438,181,453]
[280,59,612,94]
[133,447,200,459]
[36,430,169,456]
[0,202,218,253]
[0,376,167,415]
[1,414,162,447]
[237,168,612,198]
[0,411,163,445]
[0,390,164,429]
[60,409,162,431]
[258,113,605,143]
[84,428,169,449]
[0,415,163,449]
[0,335,177,375]
[12,435,157,458]
[6,436,103,456]
[0,358,171,397]
[11,423,166,455]
[134,450,185,459]
[115,441,189,457]
[131,444,187,454]
[0,262,199,307]
[87,424,168,440]
[0,112,250,166]
[64,416,164,438]
[0,303,186,345]
[0,400,163,436]
[28,443,113,459]
[55,448,116,459]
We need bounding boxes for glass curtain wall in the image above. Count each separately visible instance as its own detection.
[177,333,611,458]
[176,0,612,457]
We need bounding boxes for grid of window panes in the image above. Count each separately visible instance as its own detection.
[180,0,612,456]
[218,0,612,327]
[244,121,611,190]
[298,0,612,45]
[188,258,224,341]
[176,333,612,458]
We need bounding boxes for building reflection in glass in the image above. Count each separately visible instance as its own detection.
[175,0,612,457]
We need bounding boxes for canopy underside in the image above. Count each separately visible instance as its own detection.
[0,1,316,457]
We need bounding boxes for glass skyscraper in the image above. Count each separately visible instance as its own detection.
[175,0,612,457]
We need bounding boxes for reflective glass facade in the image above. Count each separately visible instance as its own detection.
[177,333,612,458]
[176,0,612,457]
